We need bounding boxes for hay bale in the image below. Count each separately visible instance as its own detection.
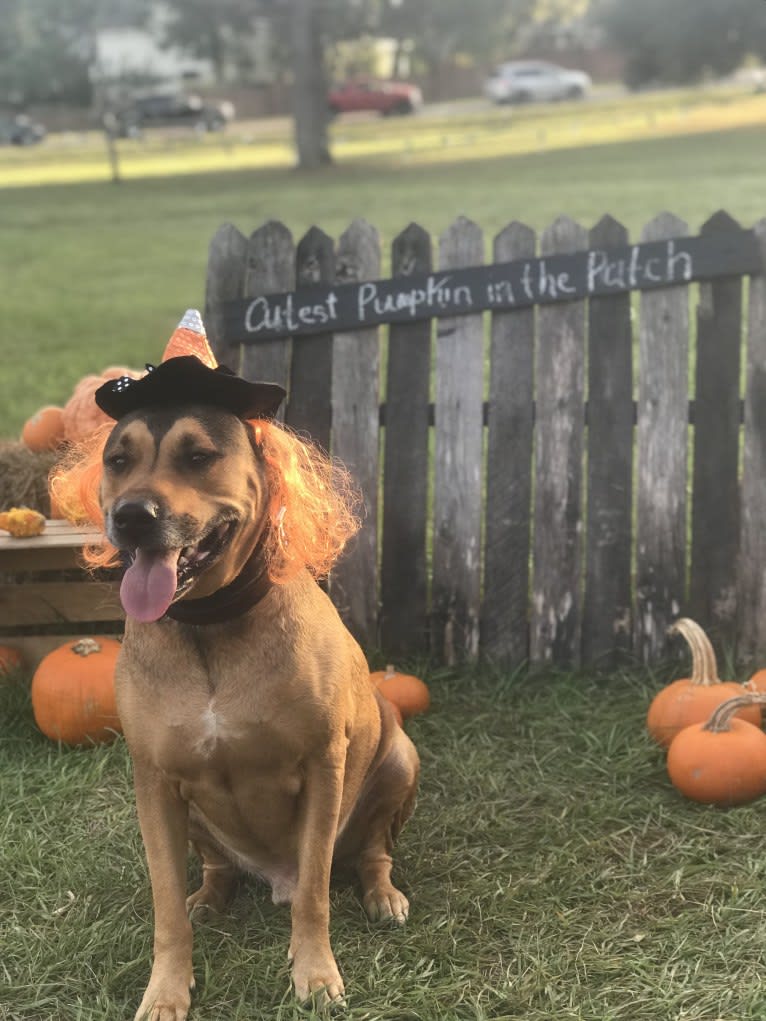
[0,442,58,516]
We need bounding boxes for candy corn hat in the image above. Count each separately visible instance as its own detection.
[94,310,286,422]
[161,308,217,366]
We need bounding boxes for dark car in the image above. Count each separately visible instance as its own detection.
[113,92,235,137]
[328,79,423,116]
[0,113,46,145]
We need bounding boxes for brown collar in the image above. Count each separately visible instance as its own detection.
[165,535,272,626]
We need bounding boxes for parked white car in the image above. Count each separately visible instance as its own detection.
[484,61,592,104]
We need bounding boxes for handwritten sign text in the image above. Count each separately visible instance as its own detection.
[221,230,761,345]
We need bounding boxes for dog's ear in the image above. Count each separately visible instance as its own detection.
[245,419,268,462]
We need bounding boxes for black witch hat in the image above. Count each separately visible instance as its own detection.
[94,310,286,421]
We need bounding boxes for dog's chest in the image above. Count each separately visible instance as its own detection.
[152,682,306,784]
[192,699,242,757]
[119,617,321,782]
[166,692,284,768]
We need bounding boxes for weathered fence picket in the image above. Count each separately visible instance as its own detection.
[739,219,766,665]
[530,216,588,667]
[482,221,535,668]
[241,221,294,411]
[432,217,484,665]
[285,226,335,450]
[582,214,633,668]
[380,223,432,658]
[328,220,380,648]
[689,212,743,641]
[205,223,247,372]
[204,210,765,669]
[634,213,690,664]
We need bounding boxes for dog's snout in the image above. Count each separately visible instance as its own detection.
[111,498,161,542]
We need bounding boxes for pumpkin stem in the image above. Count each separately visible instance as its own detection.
[668,618,720,686]
[385,664,396,679]
[704,692,766,732]
[71,638,102,657]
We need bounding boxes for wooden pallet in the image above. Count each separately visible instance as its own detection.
[0,519,124,669]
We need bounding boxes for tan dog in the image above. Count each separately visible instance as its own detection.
[63,360,420,1020]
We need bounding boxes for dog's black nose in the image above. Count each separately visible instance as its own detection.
[111,498,161,543]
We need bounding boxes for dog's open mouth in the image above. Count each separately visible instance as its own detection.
[120,520,236,623]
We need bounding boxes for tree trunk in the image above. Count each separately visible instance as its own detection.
[291,0,332,169]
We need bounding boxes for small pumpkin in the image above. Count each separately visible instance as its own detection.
[31,637,122,746]
[371,664,430,719]
[667,693,766,806]
[0,507,46,537]
[646,618,760,748]
[21,405,66,452]
[61,366,142,444]
[0,645,22,676]
[746,668,766,696]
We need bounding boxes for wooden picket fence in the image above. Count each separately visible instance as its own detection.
[202,210,766,670]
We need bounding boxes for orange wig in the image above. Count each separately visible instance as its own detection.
[49,419,360,583]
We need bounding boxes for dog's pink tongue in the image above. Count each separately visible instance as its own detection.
[120,548,180,622]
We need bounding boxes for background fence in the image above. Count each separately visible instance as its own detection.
[203,211,766,671]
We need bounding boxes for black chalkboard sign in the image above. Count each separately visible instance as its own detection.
[221,229,762,345]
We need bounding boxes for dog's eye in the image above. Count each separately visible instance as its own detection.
[105,453,130,473]
[187,450,218,468]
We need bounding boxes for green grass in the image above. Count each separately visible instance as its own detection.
[5,86,766,1020]
[3,85,766,438]
[4,664,766,1020]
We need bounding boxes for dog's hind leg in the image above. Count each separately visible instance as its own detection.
[341,716,420,925]
[186,828,238,917]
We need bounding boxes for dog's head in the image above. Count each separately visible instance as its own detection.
[51,410,359,625]
[100,404,267,622]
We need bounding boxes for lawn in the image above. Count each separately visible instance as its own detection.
[4,663,766,1021]
[4,86,766,1020]
[2,85,766,438]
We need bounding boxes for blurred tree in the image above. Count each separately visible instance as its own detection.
[0,0,149,106]
[160,0,259,82]
[289,0,331,168]
[161,0,584,168]
[163,0,377,169]
[379,0,538,75]
[594,0,766,88]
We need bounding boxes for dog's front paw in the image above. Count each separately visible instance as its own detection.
[363,883,409,925]
[291,946,345,1007]
[134,972,194,1021]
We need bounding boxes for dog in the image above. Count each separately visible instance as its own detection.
[53,328,419,1020]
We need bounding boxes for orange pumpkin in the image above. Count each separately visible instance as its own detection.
[61,367,142,444]
[21,405,66,452]
[31,637,122,746]
[667,693,766,806]
[371,664,430,719]
[0,645,22,675]
[646,618,760,748]
[746,668,766,696]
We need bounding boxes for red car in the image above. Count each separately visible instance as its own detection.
[328,79,423,116]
